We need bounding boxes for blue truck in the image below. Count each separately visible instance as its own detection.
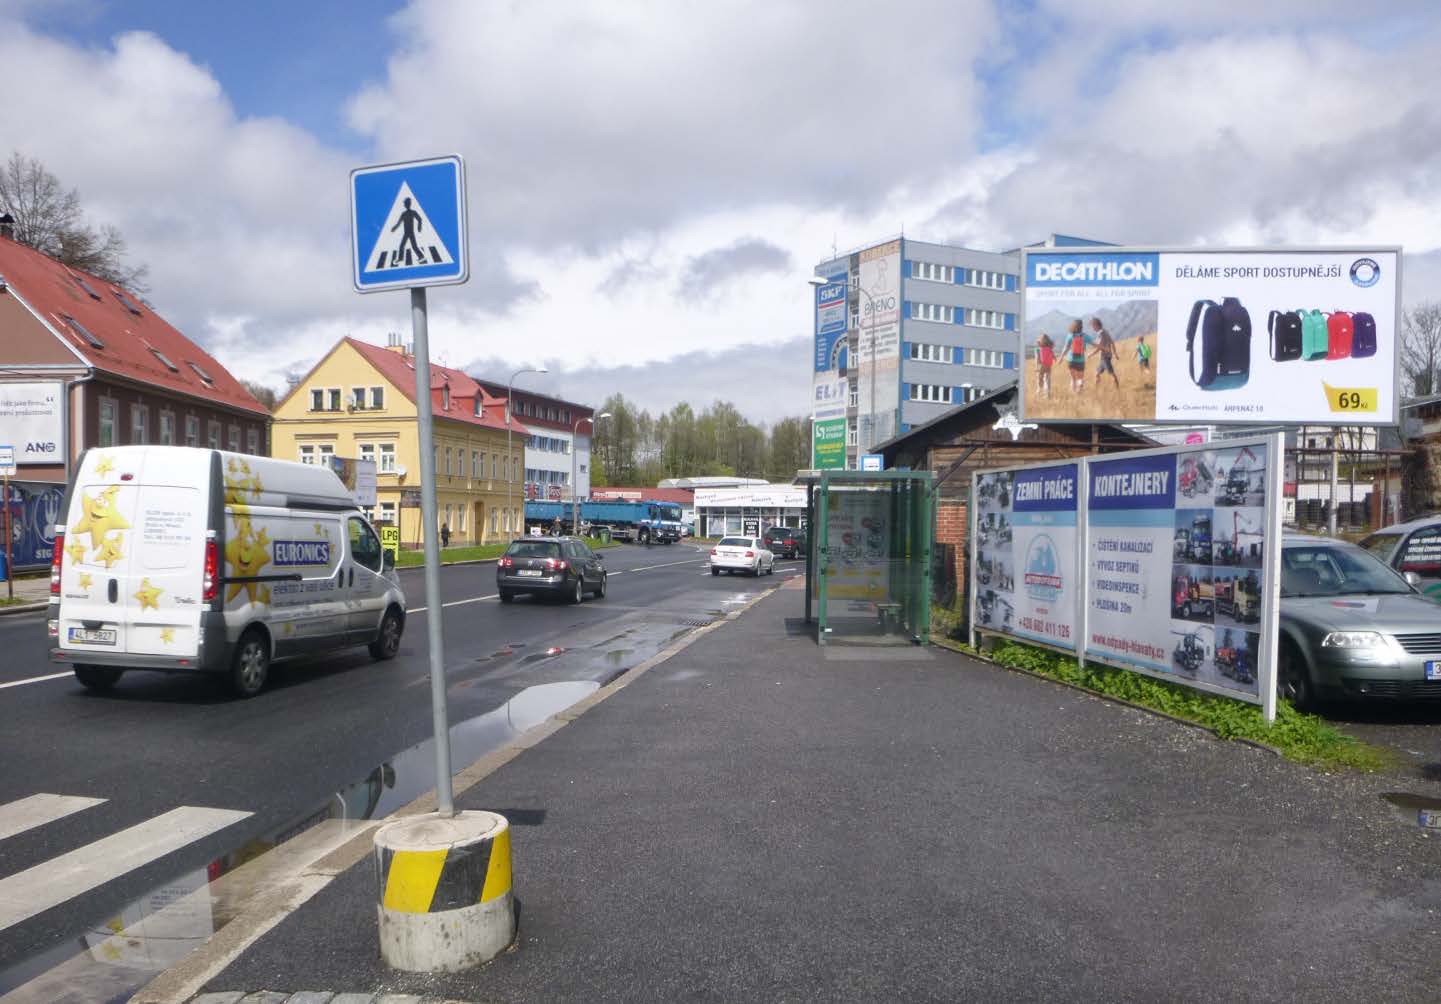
[524,500,685,544]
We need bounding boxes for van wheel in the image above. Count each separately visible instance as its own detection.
[230,629,270,698]
[369,607,403,661]
[74,666,122,692]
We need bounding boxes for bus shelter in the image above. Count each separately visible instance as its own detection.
[800,469,934,646]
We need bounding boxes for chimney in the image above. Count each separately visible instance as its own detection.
[385,331,407,354]
[0,214,13,240]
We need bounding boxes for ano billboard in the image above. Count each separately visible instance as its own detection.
[1019,247,1400,425]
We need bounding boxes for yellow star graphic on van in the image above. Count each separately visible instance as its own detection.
[159,627,175,645]
[77,572,93,589]
[257,584,272,605]
[65,540,88,565]
[224,523,271,603]
[93,455,115,477]
[95,535,124,569]
[134,578,163,611]
[71,486,130,552]
[314,523,325,536]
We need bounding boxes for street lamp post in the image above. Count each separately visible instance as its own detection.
[810,275,882,460]
[506,366,547,538]
[573,411,612,533]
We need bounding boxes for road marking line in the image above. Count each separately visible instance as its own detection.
[0,805,252,932]
[407,557,705,610]
[0,794,106,841]
[629,559,705,572]
[0,671,75,691]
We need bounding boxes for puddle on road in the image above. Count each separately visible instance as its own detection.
[0,680,600,1004]
[1380,792,1441,831]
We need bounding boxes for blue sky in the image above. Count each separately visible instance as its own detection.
[31,0,400,151]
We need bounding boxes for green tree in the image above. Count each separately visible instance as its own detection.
[766,416,810,480]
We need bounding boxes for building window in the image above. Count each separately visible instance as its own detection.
[299,445,315,464]
[445,446,453,476]
[310,389,324,411]
[358,443,375,466]
[909,383,953,403]
[472,450,480,478]
[491,455,498,479]
[371,386,385,409]
[130,404,149,444]
[379,443,396,473]
[846,421,858,447]
[967,348,1005,368]
[228,425,241,451]
[327,388,341,411]
[960,385,982,403]
[246,428,260,455]
[351,387,367,410]
[442,385,451,411]
[379,501,396,524]
[158,411,175,445]
[847,386,858,408]
[185,415,200,447]
[913,261,953,283]
[208,420,222,449]
[964,308,1005,329]
[911,302,954,324]
[317,443,334,465]
[908,342,954,364]
[490,508,498,533]
[964,268,1007,290]
[98,399,117,447]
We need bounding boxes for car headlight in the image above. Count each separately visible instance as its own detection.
[1321,631,1387,649]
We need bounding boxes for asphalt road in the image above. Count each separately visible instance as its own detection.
[0,541,802,994]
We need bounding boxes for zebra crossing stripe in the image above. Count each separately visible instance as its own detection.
[0,805,251,932]
[0,794,106,841]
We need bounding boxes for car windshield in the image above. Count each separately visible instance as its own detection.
[507,541,560,558]
[718,537,752,547]
[1280,543,1412,597]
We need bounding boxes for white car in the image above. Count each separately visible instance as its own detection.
[710,536,774,577]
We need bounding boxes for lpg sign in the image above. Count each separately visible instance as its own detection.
[0,383,63,465]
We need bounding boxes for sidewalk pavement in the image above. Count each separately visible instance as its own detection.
[0,574,48,612]
[190,586,1438,1003]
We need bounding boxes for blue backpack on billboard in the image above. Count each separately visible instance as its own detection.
[1351,311,1378,358]
[1186,297,1250,390]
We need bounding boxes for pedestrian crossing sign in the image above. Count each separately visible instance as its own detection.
[351,155,468,293]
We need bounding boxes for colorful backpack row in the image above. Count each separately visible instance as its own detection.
[1267,309,1377,362]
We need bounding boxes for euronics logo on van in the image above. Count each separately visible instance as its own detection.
[273,540,332,566]
[1027,253,1160,287]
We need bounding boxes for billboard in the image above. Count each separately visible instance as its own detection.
[812,373,847,420]
[972,461,1080,651]
[812,418,846,470]
[1020,247,1400,425]
[0,382,64,465]
[856,240,901,450]
[328,456,377,507]
[814,278,848,370]
[972,435,1282,718]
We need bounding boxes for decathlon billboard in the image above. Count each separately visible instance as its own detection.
[1019,246,1400,426]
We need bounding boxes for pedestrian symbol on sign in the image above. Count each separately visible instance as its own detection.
[365,182,455,272]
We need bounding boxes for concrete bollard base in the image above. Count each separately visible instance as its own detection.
[374,810,515,973]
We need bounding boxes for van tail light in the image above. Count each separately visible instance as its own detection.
[202,536,219,602]
[50,532,65,596]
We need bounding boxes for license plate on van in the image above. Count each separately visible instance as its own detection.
[68,627,117,646]
[1426,661,1441,681]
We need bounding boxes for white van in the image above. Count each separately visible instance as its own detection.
[48,445,406,697]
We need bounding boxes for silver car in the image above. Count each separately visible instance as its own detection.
[1279,534,1441,707]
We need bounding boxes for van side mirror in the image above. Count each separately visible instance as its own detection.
[1404,570,1422,589]
[383,551,396,571]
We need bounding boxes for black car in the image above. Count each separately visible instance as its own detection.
[497,537,607,604]
[763,526,806,559]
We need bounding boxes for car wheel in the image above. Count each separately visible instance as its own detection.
[499,590,514,604]
[571,575,584,604]
[369,607,403,661]
[74,665,122,692]
[1182,601,1191,618]
[230,628,270,698]
[595,571,607,598]
[1279,640,1314,711]
[711,566,719,576]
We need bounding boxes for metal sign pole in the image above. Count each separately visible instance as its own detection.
[4,473,12,600]
[409,286,454,816]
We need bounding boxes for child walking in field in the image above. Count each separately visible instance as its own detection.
[1065,319,1090,393]
[1089,317,1120,389]
[1036,333,1055,399]
[1136,334,1152,371]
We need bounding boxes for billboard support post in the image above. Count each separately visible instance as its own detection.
[1259,431,1285,724]
[1328,439,1339,537]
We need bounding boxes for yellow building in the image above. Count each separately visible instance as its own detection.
[271,336,530,547]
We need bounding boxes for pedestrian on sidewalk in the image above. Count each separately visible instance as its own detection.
[440,522,451,548]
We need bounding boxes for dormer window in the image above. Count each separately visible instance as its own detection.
[62,314,104,348]
[188,361,214,385]
[442,385,451,410]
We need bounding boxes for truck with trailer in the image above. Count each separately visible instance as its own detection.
[524,499,684,544]
[1215,571,1261,624]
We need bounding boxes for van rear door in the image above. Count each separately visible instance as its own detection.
[123,483,206,658]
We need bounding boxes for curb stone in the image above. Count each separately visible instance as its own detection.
[0,601,46,616]
[191,993,476,1003]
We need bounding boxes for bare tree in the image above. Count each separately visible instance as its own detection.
[1401,301,1441,397]
[240,380,278,411]
[0,152,148,291]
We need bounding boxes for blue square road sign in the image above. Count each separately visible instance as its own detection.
[351,155,468,293]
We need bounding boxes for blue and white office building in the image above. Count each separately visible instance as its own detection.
[812,233,1111,467]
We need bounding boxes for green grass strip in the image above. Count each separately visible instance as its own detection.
[396,538,621,568]
[932,626,1389,773]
